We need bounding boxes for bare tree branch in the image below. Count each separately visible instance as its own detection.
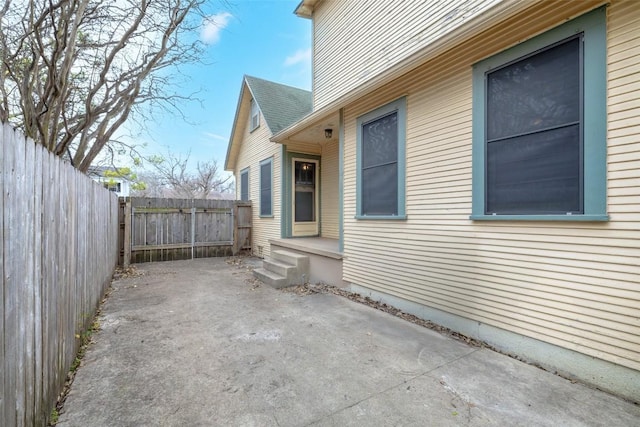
[0,0,210,172]
[135,150,233,199]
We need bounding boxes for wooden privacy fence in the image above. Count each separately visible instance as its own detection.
[1,123,119,426]
[119,198,251,264]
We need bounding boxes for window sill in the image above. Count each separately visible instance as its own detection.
[355,214,407,220]
[470,214,609,222]
[259,214,274,219]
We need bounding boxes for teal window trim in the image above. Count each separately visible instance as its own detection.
[259,157,273,218]
[471,6,608,221]
[469,214,609,222]
[356,97,407,220]
[240,167,249,202]
[354,214,408,220]
[280,145,287,237]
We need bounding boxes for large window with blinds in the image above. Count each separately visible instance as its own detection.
[471,7,607,221]
[356,97,406,219]
[486,37,581,214]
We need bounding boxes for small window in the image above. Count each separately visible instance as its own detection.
[240,168,249,201]
[260,158,272,217]
[250,99,260,131]
[356,97,406,219]
[103,182,121,192]
[471,7,607,221]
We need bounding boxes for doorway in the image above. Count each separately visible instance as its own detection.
[292,158,319,236]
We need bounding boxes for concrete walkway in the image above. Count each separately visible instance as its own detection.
[58,258,639,427]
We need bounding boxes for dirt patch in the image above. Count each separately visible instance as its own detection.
[113,265,146,280]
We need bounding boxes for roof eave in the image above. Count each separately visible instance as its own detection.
[273,0,539,143]
[224,76,249,172]
[294,0,320,19]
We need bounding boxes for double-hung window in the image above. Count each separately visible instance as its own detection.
[260,158,273,217]
[250,99,260,131]
[471,7,607,220]
[240,168,249,201]
[356,97,406,219]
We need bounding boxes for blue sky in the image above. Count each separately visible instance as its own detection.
[129,0,312,172]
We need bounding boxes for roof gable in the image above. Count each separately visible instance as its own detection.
[245,76,312,134]
[225,75,312,171]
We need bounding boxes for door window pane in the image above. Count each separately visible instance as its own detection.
[295,162,315,222]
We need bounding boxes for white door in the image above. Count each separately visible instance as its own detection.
[292,158,319,236]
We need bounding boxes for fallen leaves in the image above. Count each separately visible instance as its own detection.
[280,282,488,348]
[113,265,145,280]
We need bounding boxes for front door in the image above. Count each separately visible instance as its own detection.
[292,158,319,236]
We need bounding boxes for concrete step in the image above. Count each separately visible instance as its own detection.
[271,250,309,275]
[253,267,288,289]
[263,258,297,280]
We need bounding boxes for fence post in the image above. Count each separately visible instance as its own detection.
[190,206,196,259]
[232,203,239,255]
[123,200,132,267]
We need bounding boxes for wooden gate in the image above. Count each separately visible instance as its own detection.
[119,198,251,265]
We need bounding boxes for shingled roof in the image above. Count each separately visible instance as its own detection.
[244,75,312,134]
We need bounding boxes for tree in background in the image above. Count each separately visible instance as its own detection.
[133,150,234,199]
[0,0,208,172]
[102,167,147,192]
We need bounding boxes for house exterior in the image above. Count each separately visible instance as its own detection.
[88,166,131,197]
[225,75,329,258]
[226,0,640,401]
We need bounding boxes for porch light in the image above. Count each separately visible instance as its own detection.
[324,128,333,139]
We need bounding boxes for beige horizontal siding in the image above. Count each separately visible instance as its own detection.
[312,0,502,109]
[320,140,339,239]
[284,140,322,156]
[341,0,640,372]
[235,108,282,258]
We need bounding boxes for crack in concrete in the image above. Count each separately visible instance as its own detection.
[302,348,482,426]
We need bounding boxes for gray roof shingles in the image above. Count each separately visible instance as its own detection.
[244,75,312,134]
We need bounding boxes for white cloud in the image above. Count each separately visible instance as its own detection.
[203,132,227,141]
[284,48,311,67]
[200,12,233,45]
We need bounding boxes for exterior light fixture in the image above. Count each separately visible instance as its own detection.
[324,128,333,139]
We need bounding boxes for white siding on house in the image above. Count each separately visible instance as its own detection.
[235,109,282,258]
[321,139,339,239]
[342,0,640,374]
[312,0,502,109]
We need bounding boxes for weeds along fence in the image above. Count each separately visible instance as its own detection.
[1,123,119,426]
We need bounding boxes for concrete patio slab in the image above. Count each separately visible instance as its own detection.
[57,258,639,426]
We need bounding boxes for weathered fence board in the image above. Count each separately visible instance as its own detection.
[121,198,251,264]
[1,123,119,426]
[0,124,5,427]
[234,201,252,254]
